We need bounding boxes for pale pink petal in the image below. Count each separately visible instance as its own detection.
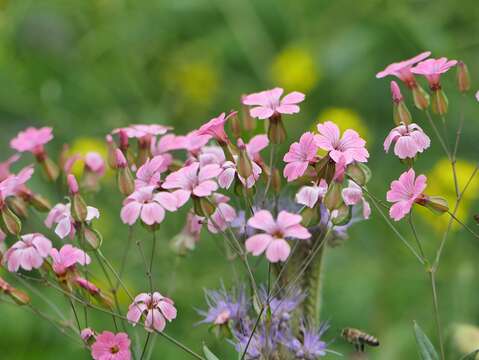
[247,210,277,233]
[140,203,165,225]
[120,202,142,225]
[265,239,291,263]
[245,234,273,256]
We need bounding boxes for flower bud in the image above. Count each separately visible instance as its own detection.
[331,203,352,226]
[115,150,135,195]
[0,207,22,236]
[193,197,215,217]
[81,328,96,345]
[346,163,371,186]
[230,112,242,139]
[315,156,335,184]
[136,138,151,167]
[67,174,79,194]
[8,287,31,305]
[7,197,28,219]
[412,84,430,110]
[421,195,449,215]
[40,156,59,182]
[267,115,286,144]
[119,129,129,153]
[431,89,448,115]
[237,139,253,179]
[28,193,51,212]
[82,226,103,249]
[456,61,470,93]
[323,181,343,211]
[300,207,317,227]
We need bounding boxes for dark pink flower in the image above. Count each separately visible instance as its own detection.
[10,127,53,155]
[242,87,305,119]
[384,123,430,159]
[376,51,431,87]
[245,210,311,263]
[283,132,319,182]
[50,244,91,276]
[91,331,131,360]
[411,57,458,89]
[315,121,369,165]
[390,81,403,103]
[3,233,52,272]
[127,292,177,332]
[386,169,427,221]
[197,112,237,143]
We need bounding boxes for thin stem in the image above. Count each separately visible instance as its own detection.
[140,333,152,360]
[68,297,82,333]
[429,270,445,360]
[240,306,265,360]
[408,212,426,261]
[97,250,134,301]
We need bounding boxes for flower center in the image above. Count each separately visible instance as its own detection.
[110,345,120,354]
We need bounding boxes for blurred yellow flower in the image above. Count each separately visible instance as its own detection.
[418,158,479,232]
[68,137,109,178]
[270,46,319,93]
[315,107,371,144]
[452,323,479,359]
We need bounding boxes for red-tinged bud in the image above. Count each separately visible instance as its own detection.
[323,181,343,211]
[346,163,371,186]
[267,114,286,144]
[331,203,352,226]
[67,174,79,194]
[456,61,470,93]
[8,287,31,305]
[272,168,281,193]
[115,149,127,169]
[81,328,96,345]
[119,130,129,153]
[237,139,253,179]
[105,134,117,169]
[0,206,22,236]
[6,197,28,219]
[431,89,448,115]
[82,226,102,250]
[28,193,51,212]
[390,81,403,103]
[40,156,59,182]
[230,112,241,139]
[419,195,449,215]
[412,84,430,110]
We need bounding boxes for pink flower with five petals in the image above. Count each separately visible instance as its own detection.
[283,132,319,182]
[3,233,52,272]
[134,155,168,189]
[50,244,91,276]
[127,292,177,332]
[242,87,305,119]
[245,210,311,263]
[384,123,430,159]
[91,331,131,360]
[45,203,99,239]
[386,169,427,221]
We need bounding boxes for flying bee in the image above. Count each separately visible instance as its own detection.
[341,327,380,352]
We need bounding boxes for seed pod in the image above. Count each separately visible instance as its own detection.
[267,115,286,144]
[421,195,449,215]
[431,89,448,115]
[29,193,51,212]
[412,84,430,110]
[40,156,59,182]
[456,61,470,93]
[0,206,22,236]
[324,181,343,211]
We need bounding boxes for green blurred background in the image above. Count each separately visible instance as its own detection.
[0,0,479,359]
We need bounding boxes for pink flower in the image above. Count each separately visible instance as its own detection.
[245,210,311,263]
[315,121,369,165]
[81,328,95,342]
[384,123,430,159]
[0,154,20,181]
[246,135,269,164]
[3,233,52,272]
[295,180,328,208]
[174,132,210,154]
[206,194,237,233]
[134,155,167,189]
[386,169,427,221]
[341,181,371,219]
[171,212,203,253]
[113,124,171,139]
[390,81,403,103]
[411,57,458,89]
[127,292,177,332]
[10,127,53,155]
[45,203,100,239]
[376,51,431,87]
[120,186,179,226]
[0,166,34,205]
[283,132,319,182]
[85,152,105,176]
[218,159,262,190]
[197,112,237,143]
[162,162,221,201]
[91,331,131,360]
[50,244,91,276]
[242,87,305,119]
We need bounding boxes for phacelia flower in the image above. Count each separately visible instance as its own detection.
[296,180,328,208]
[162,162,222,201]
[376,51,431,87]
[245,210,311,262]
[384,123,430,159]
[266,287,306,322]
[120,186,179,226]
[411,57,458,89]
[91,331,131,360]
[285,322,329,359]
[283,132,319,181]
[386,169,427,221]
[197,112,237,144]
[341,180,371,219]
[198,285,247,326]
[315,121,369,165]
[10,127,53,155]
[45,203,100,239]
[242,87,305,119]
[134,155,167,189]
[3,233,52,272]
[50,244,91,276]
[127,292,177,332]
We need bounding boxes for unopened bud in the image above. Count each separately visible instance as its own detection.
[0,207,22,236]
[412,84,430,110]
[300,207,317,227]
[390,81,403,103]
[230,112,242,139]
[420,195,449,215]
[193,197,215,217]
[40,156,59,182]
[237,139,253,179]
[456,61,470,93]
[136,138,151,167]
[324,181,343,211]
[119,130,129,153]
[81,328,96,345]
[7,197,28,219]
[346,163,371,186]
[267,115,286,144]
[315,156,335,184]
[67,174,79,194]
[82,226,103,249]
[29,193,51,212]
[394,101,412,126]
[431,89,448,115]
[71,193,88,223]
[115,149,127,169]
[9,287,31,305]
[241,100,255,132]
[331,203,352,226]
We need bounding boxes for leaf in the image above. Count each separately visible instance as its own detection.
[460,349,479,360]
[203,344,221,360]
[413,321,440,360]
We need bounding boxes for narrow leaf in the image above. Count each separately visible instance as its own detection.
[203,344,221,360]
[460,349,479,360]
[413,321,440,360]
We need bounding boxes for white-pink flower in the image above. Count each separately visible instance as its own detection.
[384,123,430,159]
[295,180,328,208]
[283,132,319,182]
[134,155,168,189]
[245,135,269,164]
[386,169,427,221]
[50,244,91,276]
[162,162,222,201]
[120,186,179,226]
[10,127,53,155]
[3,233,52,272]
[206,194,237,234]
[113,124,171,139]
[45,203,100,239]
[127,292,177,332]
[245,210,311,263]
[85,152,105,176]
[315,121,369,165]
[242,87,305,119]
[341,181,371,219]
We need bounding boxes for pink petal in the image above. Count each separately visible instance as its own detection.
[120,201,142,225]
[250,106,274,119]
[245,234,273,256]
[192,180,218,197]
[281,91,305,105]
[247,210,277,233]
[140,203,165,225]
[265,239,291,263]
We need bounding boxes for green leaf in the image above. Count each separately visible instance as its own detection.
[460,349,479,360]
[203,344,221,360]
[413,321,440,360]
